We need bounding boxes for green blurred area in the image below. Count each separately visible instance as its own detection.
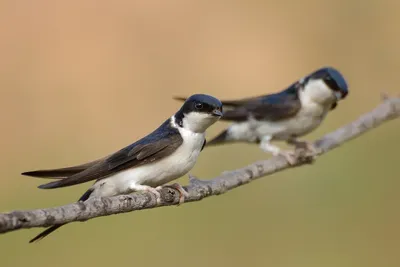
[1,1,399,266]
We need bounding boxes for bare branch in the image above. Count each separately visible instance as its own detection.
[1,97,399,235]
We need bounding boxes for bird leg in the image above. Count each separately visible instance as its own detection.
[156,183,189,205]
[260,136,297,165]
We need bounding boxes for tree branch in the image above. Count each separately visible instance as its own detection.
[1,97,399,235]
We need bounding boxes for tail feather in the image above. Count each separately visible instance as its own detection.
[29,188,94,243]
[22,160,101,179]
[29,225,63,243]
[207,130,231,146]
[173,95,247,107]
[173,96,187,102]
[37,180,67,189]
[22,169,79,179]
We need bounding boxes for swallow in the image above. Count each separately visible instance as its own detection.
[175,67,348,164]
[22,94,223,243]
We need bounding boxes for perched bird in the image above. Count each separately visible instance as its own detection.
[22,94,223,243]
[175,67,348,164]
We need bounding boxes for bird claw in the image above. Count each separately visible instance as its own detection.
[275,150,298,165]
[290,140,319,157]
[146,187,162,205]
[275,147,316,165]
[303,142,318,155]
[157,183,188,205]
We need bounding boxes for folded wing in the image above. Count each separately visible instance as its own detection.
[221,83,302,122]
[29,121,183,189]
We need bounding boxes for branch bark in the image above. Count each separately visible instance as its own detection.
[1,97,399,235]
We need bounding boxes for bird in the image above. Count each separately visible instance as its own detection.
[174,67,348,164]
[22,94,223,243]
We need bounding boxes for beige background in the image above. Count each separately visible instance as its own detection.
[1,1,399,267]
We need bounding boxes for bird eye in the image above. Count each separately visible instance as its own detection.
[195,103,203,110]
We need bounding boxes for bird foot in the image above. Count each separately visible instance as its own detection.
[275,148,316,165]
[275,150,298,165]
[144,187,162,205]
[156,183,188,205]
[294,141,318,155]
[288,140,319,160]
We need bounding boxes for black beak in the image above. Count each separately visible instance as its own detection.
[212,109,223,117]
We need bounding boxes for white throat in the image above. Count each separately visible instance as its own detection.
[300,79,336,107]
[175,112,218,133]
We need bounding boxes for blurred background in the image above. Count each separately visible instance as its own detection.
[1,0,399,266]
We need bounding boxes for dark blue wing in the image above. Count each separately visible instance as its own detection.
[221,83,302,122]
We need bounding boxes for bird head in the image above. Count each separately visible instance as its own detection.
[175,94,223,133]
[299,67,349,107]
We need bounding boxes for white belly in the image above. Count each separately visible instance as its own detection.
[228,102,330,142]
[256,110,325,140]
[92,129,205,197]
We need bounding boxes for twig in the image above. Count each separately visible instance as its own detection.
[0,97,399,235]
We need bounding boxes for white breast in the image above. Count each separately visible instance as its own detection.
[95,126,205,196]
